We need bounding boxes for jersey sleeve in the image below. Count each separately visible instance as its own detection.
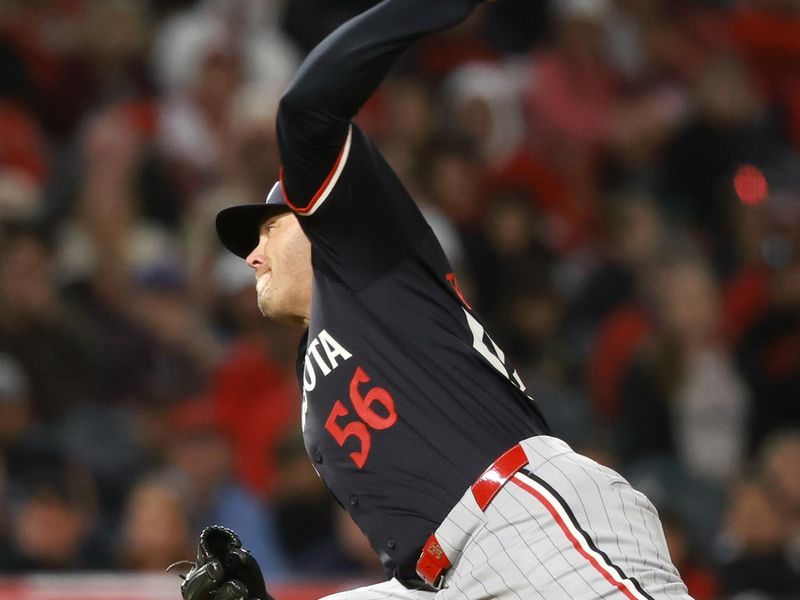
[276,0,482,289]
[279,123,432,290]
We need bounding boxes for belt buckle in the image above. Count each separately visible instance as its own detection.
[416,534,451,591]
[430,572,446,591]
[417,444,529,590]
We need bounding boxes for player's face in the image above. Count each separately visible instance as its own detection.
[245,213,312,324]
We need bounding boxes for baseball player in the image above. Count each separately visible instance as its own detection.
[178,0,695,598]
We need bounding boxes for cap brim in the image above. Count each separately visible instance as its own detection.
[215,204,291,259]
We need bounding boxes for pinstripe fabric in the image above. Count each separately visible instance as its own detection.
[320,437,694,600]
[319,578,436,600]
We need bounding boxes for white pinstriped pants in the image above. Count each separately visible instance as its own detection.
[321,436,694,600]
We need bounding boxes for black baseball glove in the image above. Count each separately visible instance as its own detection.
[170,525,275,600]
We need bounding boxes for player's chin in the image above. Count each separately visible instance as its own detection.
[257,289,275,318]
[258,292,293,323]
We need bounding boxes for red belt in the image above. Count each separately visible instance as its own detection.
[415,444,529,589]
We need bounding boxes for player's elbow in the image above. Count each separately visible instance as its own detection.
[278,85,318,122]
[277,90,301,122]
[277,90,322,142]
[277,87,349,140]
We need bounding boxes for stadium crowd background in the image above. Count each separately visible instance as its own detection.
[0,0,799,598]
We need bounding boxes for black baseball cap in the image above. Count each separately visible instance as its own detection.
[215,181,292,259]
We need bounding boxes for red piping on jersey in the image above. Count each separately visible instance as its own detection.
[510,476,644,600]
[279,127,351,215]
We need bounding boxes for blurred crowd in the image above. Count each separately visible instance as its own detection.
[0,0,799,598]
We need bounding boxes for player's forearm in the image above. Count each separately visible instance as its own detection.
[277,0,483,201]
[280,0,481,122]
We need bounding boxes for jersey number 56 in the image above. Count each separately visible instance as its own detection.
[325,367,398,468]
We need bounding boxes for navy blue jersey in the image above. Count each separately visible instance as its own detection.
[276,0,549,583]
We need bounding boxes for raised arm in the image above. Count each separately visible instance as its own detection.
[277,0,484,207]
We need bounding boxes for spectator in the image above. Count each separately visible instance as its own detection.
[59,106,176,292]
[127,263,219,405]
[0,354,32,450]
[117,476,193,572]
[155,0,298,197]
[718,477,800,599]
[617,256,750,484]
[205,320,298,495]
[661,510,720,600]
[57,106,187,408]
[737,257,800,451]
[413,139,486,311]
[576,191,671,342]
[0,451,105,572]
[0,221,99,421]
[730,0,800,137]
[759,430,800,538]
[478,191,558,352]
[442,63,527,170]
[525,0,620,216]
[405,2,499,82]
[0,0,153,139]
[0,101,48,220]
[659,53,784,274]
[374,77,437,190]
[582,191,695,422]
[163,399,287,577]
[182,82,283,312]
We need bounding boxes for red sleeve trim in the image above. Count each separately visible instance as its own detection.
[279,125,353,217]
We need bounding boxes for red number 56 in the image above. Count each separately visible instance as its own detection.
[325,367,398,468]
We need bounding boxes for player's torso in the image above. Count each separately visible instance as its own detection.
[298,231,548,574]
